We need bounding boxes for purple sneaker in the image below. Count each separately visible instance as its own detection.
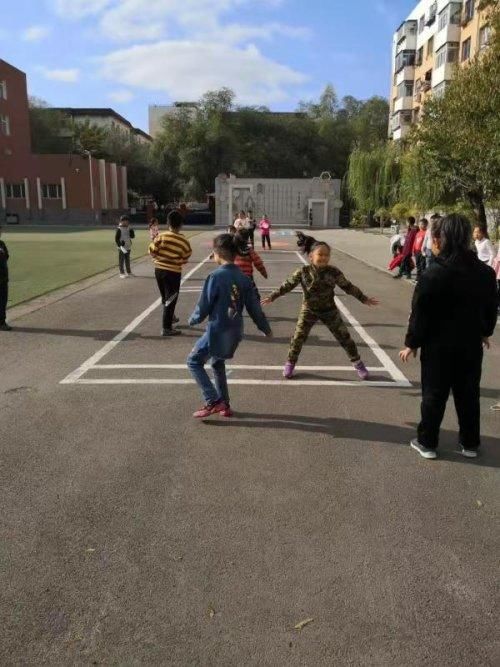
[283,361,295,379]
[354,360,369,381]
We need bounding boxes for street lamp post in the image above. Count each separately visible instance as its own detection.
[83,150,95,210]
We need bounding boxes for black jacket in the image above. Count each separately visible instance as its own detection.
[0,240,9,283]
[405,251,498,350]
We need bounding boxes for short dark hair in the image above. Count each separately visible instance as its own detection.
[119,214,130,222]
[432,214,472,262]
[168,210,184,230]
[213,233,237,261]
[419,218,429,227]
[473,224,489,239]
[430,213,441,221]
[408,216,416,225]
[310,241,331,253]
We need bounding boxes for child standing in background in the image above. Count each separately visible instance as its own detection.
[187,234,272,418]
[413,218,428,281]
[149,217,160,240]
[0,226,11,331]
[262,241,379,380]
[234,230,268,297]
[259,215,272,250]
[115,215,135,278]
[473,226,495,267]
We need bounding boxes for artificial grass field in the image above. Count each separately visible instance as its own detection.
[3,227,199,307]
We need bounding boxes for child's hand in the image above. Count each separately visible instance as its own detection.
[483,337,490,349]
[365,297,380,307]
[399,347,416,363]
[261,297,273,306]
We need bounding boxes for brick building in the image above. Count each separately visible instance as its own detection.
[0,59,128,224]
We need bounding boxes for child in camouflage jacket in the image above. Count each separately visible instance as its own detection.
[262,241,379,379]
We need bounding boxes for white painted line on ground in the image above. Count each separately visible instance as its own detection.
[92,364,387,371]
[72,378,411,388]
[295,252,412,388]
[60,255,212,385]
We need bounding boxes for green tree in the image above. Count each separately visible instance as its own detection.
[29,97,74,153]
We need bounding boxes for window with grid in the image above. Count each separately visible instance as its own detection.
[427,36,434,57]
[397,81,414,98]
[0,115,10,136]
[42,183,62,199]
[6,183,26,198]
[464,0,475,22]
[0,81,7,100]
[436,42,459,68]
[461,38,472,61]
[419,15,425,33]
[479,25,491,49]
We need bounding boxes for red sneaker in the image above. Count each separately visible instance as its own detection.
[192,401,232,419]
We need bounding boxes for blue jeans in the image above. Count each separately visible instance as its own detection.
[187,334,229,406]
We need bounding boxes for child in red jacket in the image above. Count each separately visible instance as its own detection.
[234,230,268,297]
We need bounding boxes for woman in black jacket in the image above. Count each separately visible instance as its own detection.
[400,214,498,460]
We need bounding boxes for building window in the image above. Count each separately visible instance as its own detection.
[479,25,491,49]
[433,81,448,98]
[439,2,462,31]
[427,36,434,57]
[426,2,437,26]
[436,42,459,69]
[419,15,425,33]
[461,37,472,62]
[0,115,10,136]
[0,81,7,100]
[416,46,424,66]
[6,183,26,199]
[397,81,414,98]
[464,0,475,23]
[395,49,416,72]
[42,184,62,199]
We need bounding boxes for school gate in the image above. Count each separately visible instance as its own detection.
[214,173,343,228]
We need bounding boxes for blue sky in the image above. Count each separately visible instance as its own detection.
[2,0,416,132]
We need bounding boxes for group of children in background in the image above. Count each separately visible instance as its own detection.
[390,214,500,298]
[233,210,272,250]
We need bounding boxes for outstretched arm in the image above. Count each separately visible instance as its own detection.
[334,268,371,304]
[262,268,302,305]
[189,275,216,326]
[245,285,272,336]
[251,250,268,279]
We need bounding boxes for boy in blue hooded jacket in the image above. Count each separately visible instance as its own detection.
[187,234,272,418]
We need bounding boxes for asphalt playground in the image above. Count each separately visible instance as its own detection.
[1,230,499,665]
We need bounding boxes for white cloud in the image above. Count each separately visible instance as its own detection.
[22,25,51,42]
[98,40,306,105]
[51,0,112,19]
[108,89,135,103]
[39,67,80,83]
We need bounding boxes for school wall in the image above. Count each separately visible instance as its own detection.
[215,176,342,228]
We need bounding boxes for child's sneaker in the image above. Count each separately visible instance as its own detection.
[192,400,231,419]
[283,361,295,379]
[214,402,233,418]
[193,403,217,418]
[354,360,369,380]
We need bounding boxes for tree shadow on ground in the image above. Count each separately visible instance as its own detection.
[203,413,500,469]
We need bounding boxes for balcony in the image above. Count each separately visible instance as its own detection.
[396,20,417,44]
[392,124,411,141]
[425,3,437,27]
[395,50,416,73]
[395,66,415,86]
[394,96,413,113]
[435,23,461,51]
[390,111,412,132]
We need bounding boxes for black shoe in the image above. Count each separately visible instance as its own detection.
[162,328,182,337]
[173,316,180,324]
[410,439,437,459]
[0,323,12,331]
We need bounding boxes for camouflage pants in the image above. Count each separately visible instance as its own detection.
[288,306,360,364]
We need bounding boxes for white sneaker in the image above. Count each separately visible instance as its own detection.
[119,274,126,279]
[460,447,479,459]
[410,439,437,459]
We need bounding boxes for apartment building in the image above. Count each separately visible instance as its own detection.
[0,59,128,224]
[52,108,153,145]
[389,0,492,140]
[148,103,199,137]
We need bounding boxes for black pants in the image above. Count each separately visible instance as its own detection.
[418,343,483,450]
[155,268,181,330]
[261,234,271,250]
[248,228,255,249]
[398,255,412,278]
[415,254,426,281]
[118,250,131,275]
[0,281,8,324]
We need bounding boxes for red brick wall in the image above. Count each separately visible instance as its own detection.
[0,59,31,158]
